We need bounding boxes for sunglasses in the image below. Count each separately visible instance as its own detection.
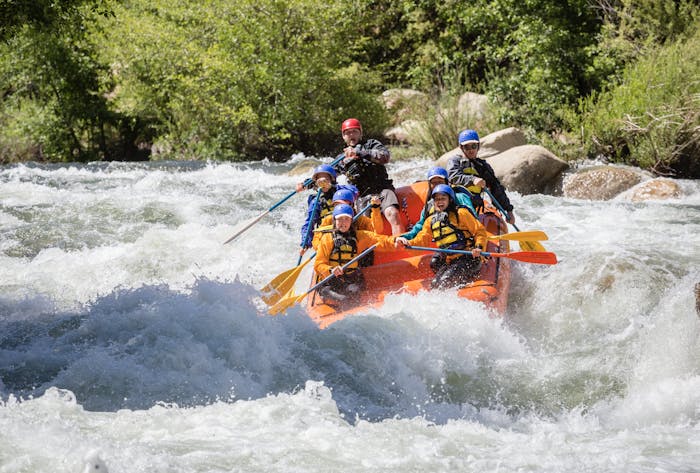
[461,143,479,150]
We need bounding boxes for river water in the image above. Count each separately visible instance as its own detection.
[1,159,699,472]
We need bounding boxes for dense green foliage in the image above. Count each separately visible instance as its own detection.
[0,0,698,175]
[351,0,602,131]
[90,0,387,160]
[573,27,700,177]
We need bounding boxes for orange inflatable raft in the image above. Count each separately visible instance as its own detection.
[304,181,511,329]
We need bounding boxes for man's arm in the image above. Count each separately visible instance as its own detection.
[355,139,390,164]
[476,160,513,212]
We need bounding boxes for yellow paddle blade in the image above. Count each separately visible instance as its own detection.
[313,225,333,233]
[518,239,547,252]
[487,230,548,242]
[268,291,306,316]
[261,272,300,306]
[260,257,313,306]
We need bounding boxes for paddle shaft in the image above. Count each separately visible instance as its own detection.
[405,245,557,264]
[224,155,344,245]
[301,244,378,298]
[483,188,514,227]
[483,188,548,252]
[487,230,547,241]
[265,203,373,299]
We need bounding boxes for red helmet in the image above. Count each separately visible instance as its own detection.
[341,118,362,133]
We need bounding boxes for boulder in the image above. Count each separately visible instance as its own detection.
[436,143,568,195]
[487,145,569,195]
[384,120,424,144]
[562,166,644,200]
[457,92,490,121]
[626,178,682,202]
[382,89,428,122]
[478,127,528,158]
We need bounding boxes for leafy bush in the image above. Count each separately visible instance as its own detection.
[92,0,387,160]
[573,27,700,177]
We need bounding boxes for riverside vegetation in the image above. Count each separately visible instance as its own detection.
[0,0,698,177]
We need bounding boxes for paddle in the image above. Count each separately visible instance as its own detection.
[268,244,378,315]
[483,188,547,252]
[223,155,344,245]
[260,256,315,305]
[404,245,558,265]
[261,204,373,306]
[487,230,548,242]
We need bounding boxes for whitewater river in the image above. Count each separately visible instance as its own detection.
[1,158,699,472]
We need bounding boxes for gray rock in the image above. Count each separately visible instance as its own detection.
[457,92,490,121]
[625,178,682,202]
[478,127,528,158]
[488,145,569,195]
[563,166,644,200]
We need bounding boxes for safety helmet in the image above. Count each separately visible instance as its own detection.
[332,203,355,220]
[427,166,449,182]
[431,183,455,203]
[341,118,362,133]
[332,188,355,204]
[458,129,480,145]
[312,164,337,182]
[344,184,359,200]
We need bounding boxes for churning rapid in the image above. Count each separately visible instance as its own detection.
[1,159,699,472]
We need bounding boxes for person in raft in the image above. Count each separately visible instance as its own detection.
[334,118,406,235]
[400,166,477,241]
[446,129,516,224]
[310,188,384,250]
[298,164,356,256]
[314,204,395,304]
[394,184,488,289]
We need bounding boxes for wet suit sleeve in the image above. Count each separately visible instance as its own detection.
[475,160,513,212]
[355,139,390,164]
[370,205,384,233]
[407,219,434,247]
[400,207,426,240]
[311,215,333,250]
[357,231,395,252]
[314,233,334,279]
[457,208,488,249]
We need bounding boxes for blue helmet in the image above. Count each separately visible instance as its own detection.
[431,183,455,203]
[458,129,480,145]
[332,203,354,219]
[427,166,449,182]
[312,164,337,182]
[332,188,355,204]
[344,184,359,200]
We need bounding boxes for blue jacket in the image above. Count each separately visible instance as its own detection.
[300,184,355,248]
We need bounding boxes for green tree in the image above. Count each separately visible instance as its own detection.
[0,0,138,162]
[349,0,602,132]
[93,0,387,160]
